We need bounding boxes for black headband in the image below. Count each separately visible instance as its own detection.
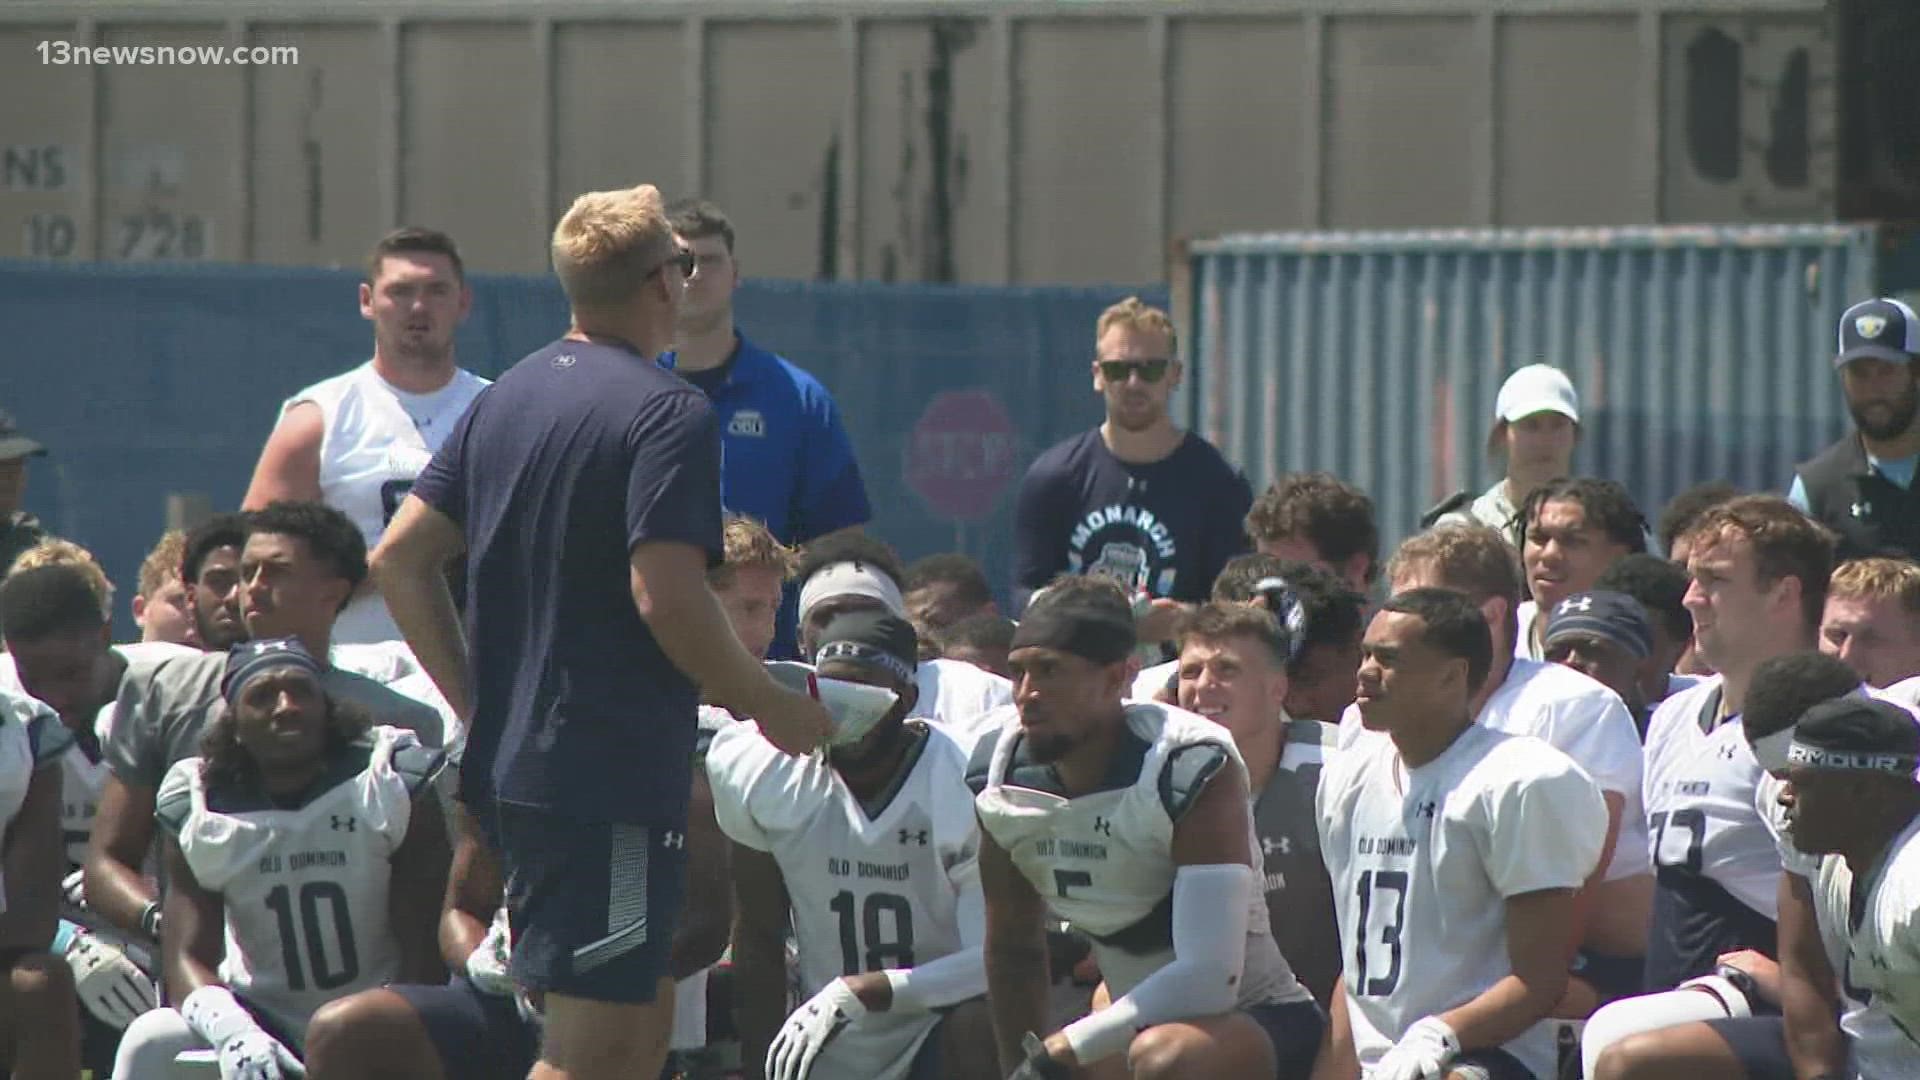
[1009,599,1135,664]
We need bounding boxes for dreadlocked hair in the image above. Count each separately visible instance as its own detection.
[198,695,373,794]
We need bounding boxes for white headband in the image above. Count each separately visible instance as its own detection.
[798,561,907,626]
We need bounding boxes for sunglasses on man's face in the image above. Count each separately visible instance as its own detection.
[1097,358,1171,384]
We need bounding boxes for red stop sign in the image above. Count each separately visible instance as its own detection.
[903,389,1019,522]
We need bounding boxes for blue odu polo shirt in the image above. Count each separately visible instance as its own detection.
[412,336,724,826]
[664,334,870,658]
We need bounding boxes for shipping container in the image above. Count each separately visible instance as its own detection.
[4,0,1909,284]
[1174,222,1920,556]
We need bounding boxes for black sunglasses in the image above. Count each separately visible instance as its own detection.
[1097,358,1171,384]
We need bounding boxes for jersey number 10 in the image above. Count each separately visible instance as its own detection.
[265,882,361,992]
[830,890,915,976]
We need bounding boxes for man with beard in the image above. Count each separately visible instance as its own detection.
[1791,297,1920,562]
[1012,298,1252,647]
[182,514,249,652]
[663,200,872,660]
[242,228,490,644]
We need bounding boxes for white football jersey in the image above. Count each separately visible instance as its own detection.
[1341,658,1647,880]
[971,702,1309,1007]
[1129,660,1178,703]
[1318,722,1607,1080]
[707,719,980,998]
[156,725,443,1033]
[1809,816,1920,1078]
[1641,676,1782,989]
[285,362,490,644]
[0,693,71,915]
[914,659,1013,743]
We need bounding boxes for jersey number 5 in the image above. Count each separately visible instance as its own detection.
[265,882,361,992]
[1353,869,1407,997]
[830,890,915,976]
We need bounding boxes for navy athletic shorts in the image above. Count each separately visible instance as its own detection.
[390,973,540,1080]
[494,803,690,1005]
[1702,1016,1793,1080]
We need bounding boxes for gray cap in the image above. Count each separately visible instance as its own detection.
[0,411,46,461]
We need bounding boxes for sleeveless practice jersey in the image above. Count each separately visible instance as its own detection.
[1809,816,1920,1077]
[1253,718,1341,1005]
[155,725,444,1033]
[285,362,490,644]
[1318,722,1607,1080]
[1641,676,1781,990]
[971,702,1309,1007]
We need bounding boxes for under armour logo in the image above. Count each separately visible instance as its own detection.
[552,353,576,369]
[899,828,929,846]
[661,831,685,849]
[1853,501,1873,519]
[330,815,355,832]
[1719,744,1740,760]
[1260,836,1291,856]
[1556,596,1594,615]
[1415,800,1439,819]
[1093,817,1112,836]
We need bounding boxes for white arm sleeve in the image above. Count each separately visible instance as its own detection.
[1059,863,1253,1065]
[886,867,988,1011]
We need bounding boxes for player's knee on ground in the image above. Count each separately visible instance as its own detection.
[304,989,434,1076]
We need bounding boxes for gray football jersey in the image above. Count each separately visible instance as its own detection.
[106,652,444,791]
[1252,719,1340,1007]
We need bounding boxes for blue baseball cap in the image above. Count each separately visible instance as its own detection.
[1837,298,1920,367]
[221,637,325,705]
[1542,590,1652,660]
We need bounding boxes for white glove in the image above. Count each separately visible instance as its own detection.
[62,868,86,908]
[182,985,305,1080]
[1372,1016,1459,1080]
[63,930,157,1029]
[766,978,866,1080]
[465,908,515,996]
[216,1027,306,1080]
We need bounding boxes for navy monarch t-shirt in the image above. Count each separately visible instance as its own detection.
[1013,429,1253,603]
[410,337,724,826]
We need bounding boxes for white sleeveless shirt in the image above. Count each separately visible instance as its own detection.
[283,361,489,644]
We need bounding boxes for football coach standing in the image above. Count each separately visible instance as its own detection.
[371,183,831,1080]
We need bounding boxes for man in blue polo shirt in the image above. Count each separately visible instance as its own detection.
[665,199,871,659]
[373,183,829,1080]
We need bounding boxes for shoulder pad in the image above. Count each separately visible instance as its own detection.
[389,740,447,797]
[1419,490,1474,529]
[154,768,196,837]
[1158,742,1229,822]
[964,728,999,796]
[25,707,74,767]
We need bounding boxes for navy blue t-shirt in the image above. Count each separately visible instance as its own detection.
[1013,429,1252,603]
[410,337,723,826]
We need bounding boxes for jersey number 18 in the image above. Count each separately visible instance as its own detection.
[830,890,915,976]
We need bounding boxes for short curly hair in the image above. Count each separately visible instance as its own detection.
[245,501,368,603]
[1244,472,1379,584]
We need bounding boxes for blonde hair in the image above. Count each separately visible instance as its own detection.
[551,184,674,310]
[1829,558,1920,618]
[8,539,114,621]
[1387,524,1523,605]
[708,514,798,590]
[138,530,188,599]
[1096,296,1177,354]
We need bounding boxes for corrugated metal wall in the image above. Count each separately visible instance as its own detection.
[1178,224,1920,553]
[0,0,1851,283]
